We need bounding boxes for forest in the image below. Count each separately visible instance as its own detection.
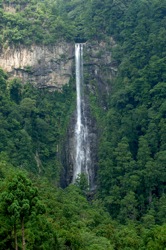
[0,0,166,249]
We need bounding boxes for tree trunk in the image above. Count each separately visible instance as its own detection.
[22,217,26,250]
[14,224,18,250]
[148,190,152,204]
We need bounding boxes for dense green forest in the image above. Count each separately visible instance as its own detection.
[0,0,166,249]
[0,70,75,180]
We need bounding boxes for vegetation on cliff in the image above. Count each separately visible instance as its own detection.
[0,0,166,249]
[0,70,75,180]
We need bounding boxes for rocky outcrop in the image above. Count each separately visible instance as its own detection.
[84,38,117,108]
[3,4,16,13]
[0,43,74,89]
[0,39,116,91]
[3,2,27,12]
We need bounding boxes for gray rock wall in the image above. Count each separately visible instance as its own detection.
[0,43,74,89]
[0,39,116,91]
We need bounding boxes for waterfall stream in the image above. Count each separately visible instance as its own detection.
[73,43,91,185]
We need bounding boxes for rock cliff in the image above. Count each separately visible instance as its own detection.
[0,39,116,90]
[0,43,74,90]
[85,38,117,107]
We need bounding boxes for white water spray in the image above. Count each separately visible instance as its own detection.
[73,43,91,184]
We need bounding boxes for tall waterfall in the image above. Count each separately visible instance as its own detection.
[73,43,91,185]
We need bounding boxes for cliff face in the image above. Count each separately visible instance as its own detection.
[85,39,117,106]
[0,40,117,187]
[0,39,116,90]
[0,43,74,90]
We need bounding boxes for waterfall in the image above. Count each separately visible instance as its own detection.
[73,43,91,185]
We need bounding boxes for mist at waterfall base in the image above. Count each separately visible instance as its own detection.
[72,43,92,188]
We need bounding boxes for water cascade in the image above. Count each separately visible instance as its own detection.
[73,43,91,185]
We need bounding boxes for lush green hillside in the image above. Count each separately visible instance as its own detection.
[0,0,75,46]
[1,166,166,249]
[0,71,75,180]
[0,0,166,249]
[96,0,166,223]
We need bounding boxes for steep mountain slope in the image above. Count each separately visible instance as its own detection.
[96,0,166,222]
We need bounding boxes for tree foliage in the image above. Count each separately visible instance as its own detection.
[0,70,75,181]
[92,0,166,227]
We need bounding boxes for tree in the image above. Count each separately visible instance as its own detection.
[75,173,89,194]
[1,172,45,250]
[119,191,138,221]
